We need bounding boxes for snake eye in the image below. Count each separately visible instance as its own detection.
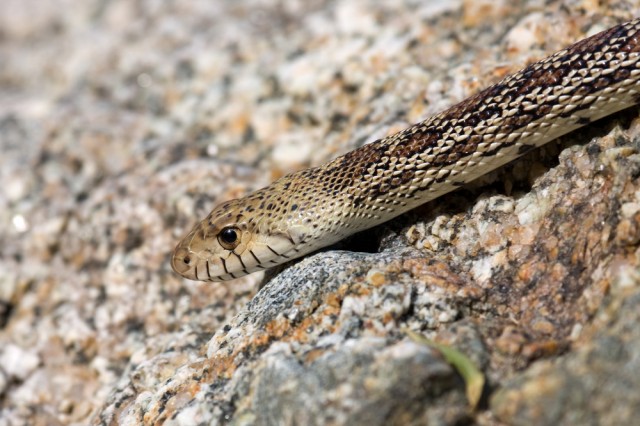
[218,226,240,250]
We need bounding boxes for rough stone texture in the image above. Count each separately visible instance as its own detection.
[1,1,640,425]
[492,290,640,425]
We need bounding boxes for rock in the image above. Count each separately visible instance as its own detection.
[0,345,39,381]
[1,1,640,425]
[492,289,640,425]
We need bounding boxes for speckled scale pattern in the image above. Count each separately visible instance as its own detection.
[172,18,640,281]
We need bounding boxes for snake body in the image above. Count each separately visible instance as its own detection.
[172,18,640,282]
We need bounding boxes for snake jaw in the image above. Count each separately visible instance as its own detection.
[171,205,257,280]
[171,198,307,281]
[171,236,256,282]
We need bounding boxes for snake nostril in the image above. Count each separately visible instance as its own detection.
[171,247,196,276]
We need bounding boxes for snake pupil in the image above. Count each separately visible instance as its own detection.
[183,255,191,265]
[220,228,238,244]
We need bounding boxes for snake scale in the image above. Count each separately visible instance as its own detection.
[172,18,640,282]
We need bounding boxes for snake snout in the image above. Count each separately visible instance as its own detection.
[171,246,196,278]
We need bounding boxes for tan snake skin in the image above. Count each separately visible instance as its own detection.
[172,18,640,282]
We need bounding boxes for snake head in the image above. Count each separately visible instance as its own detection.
[171,196,312,281]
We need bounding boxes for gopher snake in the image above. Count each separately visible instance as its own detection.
[172,18,640,282]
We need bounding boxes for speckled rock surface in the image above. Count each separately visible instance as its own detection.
[2,1,640,425]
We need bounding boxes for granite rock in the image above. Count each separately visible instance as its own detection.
[1,1,640,425]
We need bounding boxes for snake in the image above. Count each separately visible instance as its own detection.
[171,18,640,282]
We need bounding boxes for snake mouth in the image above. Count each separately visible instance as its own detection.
[171,246,248,281]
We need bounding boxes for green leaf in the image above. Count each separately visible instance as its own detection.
[405,328,485,410]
